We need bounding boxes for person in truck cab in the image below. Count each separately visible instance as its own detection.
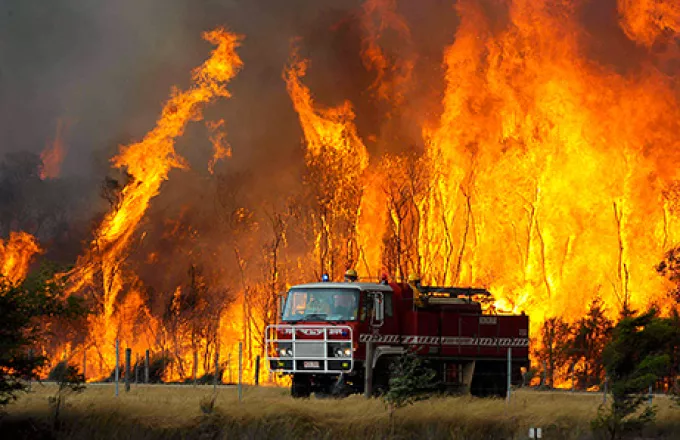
[332,294,357,320]
[307,295,331,315]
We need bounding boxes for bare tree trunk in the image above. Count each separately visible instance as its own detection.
[613,201,630,313]
[455,190,473,284]
[535,220,552,299]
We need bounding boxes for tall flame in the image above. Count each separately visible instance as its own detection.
[67,29,242,314]
[417,0,680,325]
[0,232,42,285]
[285,52,369,277]
[288,0,680,335]
[63,29,242,377]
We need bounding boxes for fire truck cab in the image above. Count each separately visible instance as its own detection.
[266,276,529,398]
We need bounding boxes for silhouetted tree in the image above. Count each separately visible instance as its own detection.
[656,247,680,303]
[535,316,572,388]
[0,275,84,405]
[570,297,613,389]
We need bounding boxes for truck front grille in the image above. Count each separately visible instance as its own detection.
[294,342,325,357]
[266,325,353,373]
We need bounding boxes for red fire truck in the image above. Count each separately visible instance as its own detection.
[266,273,529,398]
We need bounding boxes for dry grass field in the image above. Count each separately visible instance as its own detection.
[2,384,679,439]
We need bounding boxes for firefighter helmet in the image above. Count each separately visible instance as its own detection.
[344,269,358,282]
[407,273,420,283]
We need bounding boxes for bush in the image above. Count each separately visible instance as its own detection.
[0,276,85,406]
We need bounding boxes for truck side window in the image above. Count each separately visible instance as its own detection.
[360,292,393,320]
[384,293,393,317]
[360,295,371,321]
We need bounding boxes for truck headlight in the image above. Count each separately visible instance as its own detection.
[331,344,352,358]
[275,342,293,357]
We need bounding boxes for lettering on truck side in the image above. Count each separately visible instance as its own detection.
[359,334,529,347]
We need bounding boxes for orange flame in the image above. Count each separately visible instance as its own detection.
[287,0,680,338]
[285,50,370,277]
[40,119,70,180]
[0,232,42,285]
[618,0,680,47]
[285,54,369,165]
[62,28,243,379]
[206,119,232,174]
[416,0,680,327]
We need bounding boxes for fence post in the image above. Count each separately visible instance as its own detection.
[193,351,198,387]
[213,350,220,393]
[648,384,653,406]
[255,355,260,386]
[541,360,547,388]
[603,377,608,404]
[125,348,131,392]
[506,347,512,404]
[82,349,87,383]
[364,341,374,398]
[28,349,33,391]
[134,354,139,384]
[238,342,243,402]
[144,350,150,384]
[115,339,120,397]
[228,353,232,384]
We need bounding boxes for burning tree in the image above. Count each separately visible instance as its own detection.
[286,53,369,281]
[377,151,430,280]
[50,28,245,381]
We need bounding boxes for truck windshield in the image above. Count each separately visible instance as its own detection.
[282,288,359,322]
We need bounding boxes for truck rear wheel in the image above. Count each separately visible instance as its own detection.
[291,374,311,398]
[470,361,507,398]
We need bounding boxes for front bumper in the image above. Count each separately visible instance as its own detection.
[266,324,354,374]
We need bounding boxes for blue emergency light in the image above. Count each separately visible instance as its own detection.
[321,273,330,282]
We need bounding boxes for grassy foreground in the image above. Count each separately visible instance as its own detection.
[2,384,680,439]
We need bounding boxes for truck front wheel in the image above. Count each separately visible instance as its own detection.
[291,374,311,398]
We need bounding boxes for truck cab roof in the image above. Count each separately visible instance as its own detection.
[291,282,394,292]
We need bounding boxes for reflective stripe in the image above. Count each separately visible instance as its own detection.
[359,334,529,347]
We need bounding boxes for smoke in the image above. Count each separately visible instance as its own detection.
[2,0,678,270]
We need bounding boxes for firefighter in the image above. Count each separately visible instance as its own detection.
[344,268,358,282]
[408,273,424,307]
[308,294,331,315]
[333,294,357,319]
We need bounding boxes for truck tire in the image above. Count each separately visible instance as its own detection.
[470,362,507,398]
[371,358,394,396]
[291,374,311,398]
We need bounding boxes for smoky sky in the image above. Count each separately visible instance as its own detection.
[0,1,463,182]
[0,0,366,179]
[0,0,660,206]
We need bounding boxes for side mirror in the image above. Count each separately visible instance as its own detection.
[373,293,384,326]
